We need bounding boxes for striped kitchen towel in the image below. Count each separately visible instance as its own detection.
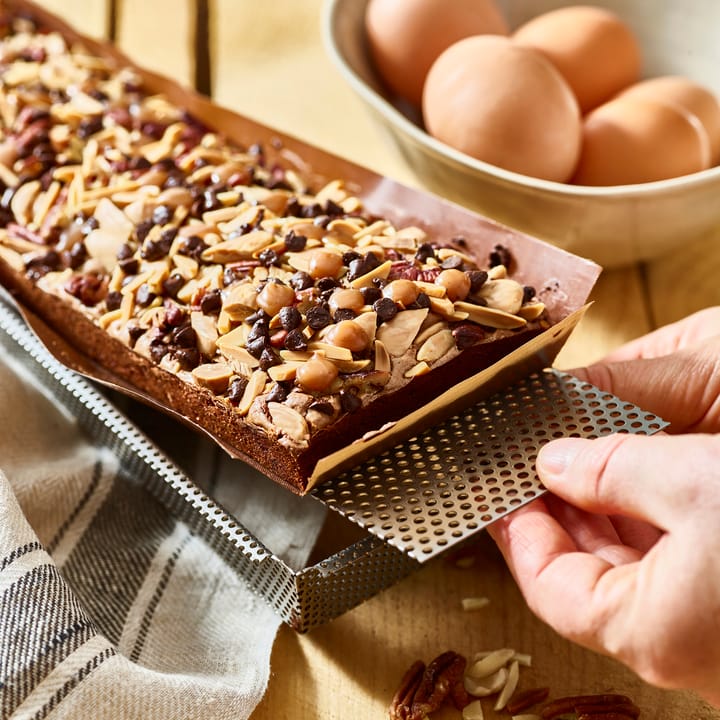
[0,338,325,719]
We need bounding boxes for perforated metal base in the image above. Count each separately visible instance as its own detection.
[313,370,668,561]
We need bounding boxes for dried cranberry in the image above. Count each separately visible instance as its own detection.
[63,273,106,306]
[452,323,486,350]
[258,347,281,371]
[164,305,187,328]
[279,305,301,331]
[284,329,307,351]
[373,297,398,324]
[360,286,382,304]
[306,304,332,330]
[266,382,288,403]
[468,270,488,292]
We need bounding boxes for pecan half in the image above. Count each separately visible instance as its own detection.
[506,686,550,714]
[389,660,424,720]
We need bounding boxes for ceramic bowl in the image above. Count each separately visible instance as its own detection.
[322,0,720,268]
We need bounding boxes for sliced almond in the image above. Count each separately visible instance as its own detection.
[237,369,267,416]
[462,699,485,720]
[352,310,378,344]
[511,715,541,720]
[307,342,353,362]
[376,308,428,356]
[487,264,508,279]
[268,402,308,444]
[332,358,372,373]
[279,350,313,362]
[201,230,273,263]
[268,361,305,383]
[475,278,524,314]
[191,311,219,357]
[11,180,41,225]
[222,282,259,318]
[494,660,519,711]
[404,361,430,378]
[464,668,507,697]
[374,340,391,373]
[461,596,490,612]
[0,244,24,272]
[517,302,546,321]
[352,218,389,240]
[349,259,392,289]
[467,648,516,680]
[455,302,527,330]
[414,280,447,298]
[192,363,233,394]
[416,328,454,364]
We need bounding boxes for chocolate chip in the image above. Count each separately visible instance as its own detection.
[152,204,173,226]
[116,242,134,260]
[347,252,380,281]
[77,116,103,139]
[118,257,139,275]
[452,235,468,247]
[141,239,166,261]
[247,319,269,342]
[127,325,145,346]
[316,277,337,293]
[227,377,249,405]
[68,242,87,269]
[289,271,314,291]
[203,188,222,212]
[178,234,206,260]
[246,336,267,359]
[306,304,332,330]
[135,284,155,307]
[523,285,536,303]
[413,292,431,309]
[309,401,334,415]
[489,244,512,268]
[324,198,344,217]
[342,250,362,266]
[284,328,308,351]
[258,248,279,267]
[373,297,398,324]
[128,155,152,171]
[150,343,169,363]
[162,273,184,298]
[340,388,361,413]
[284,197,302,217]
[135,219,154,243]
[415,242,436,263]
[245,309,269,326]
[171,347,198,369]
[200,289,222,314]
[105,290,122,311]
[279,306,301,331]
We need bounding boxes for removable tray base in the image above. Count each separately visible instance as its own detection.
[313,369,668,561]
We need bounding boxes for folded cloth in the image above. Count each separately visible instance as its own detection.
[0,328,326,720]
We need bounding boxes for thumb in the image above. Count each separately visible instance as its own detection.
[537,433,720,529]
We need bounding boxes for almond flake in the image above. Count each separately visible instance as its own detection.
[517,302,546,320]
[464,668,507,697]
[268,361,304,382]
[455,302,527,330]
[237,369,267,416]
[404,361,430,378]
[416,328,454,363]
[376,308,428,356]
[461,596,490,612]
[462,699,485,720]
[191,311,219,357]
[494,660,519,711]
[467,648,515,680]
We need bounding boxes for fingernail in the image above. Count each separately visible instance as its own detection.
[537,438,582,479]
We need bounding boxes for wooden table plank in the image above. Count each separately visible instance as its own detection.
[33,0,109,37]
[114,0,195,87]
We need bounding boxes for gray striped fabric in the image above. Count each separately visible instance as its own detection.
[0,341,325,719]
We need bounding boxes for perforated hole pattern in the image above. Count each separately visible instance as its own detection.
[313,369,668,562]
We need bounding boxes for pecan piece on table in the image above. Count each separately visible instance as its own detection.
[389,651,469,720]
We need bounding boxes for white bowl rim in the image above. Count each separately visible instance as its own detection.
[321,0,720,200]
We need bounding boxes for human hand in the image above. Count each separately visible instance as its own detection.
[488,307,720,705]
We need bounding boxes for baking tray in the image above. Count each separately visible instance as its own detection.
[0,295,667,630]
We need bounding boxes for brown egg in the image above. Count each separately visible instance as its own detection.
[619,76,720,164]
[364,0,508,108]
[513,5,641,113]
[422,35,581,182]
[573,96,712,186]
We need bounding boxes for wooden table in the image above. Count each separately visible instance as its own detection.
[33,1,720,717]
